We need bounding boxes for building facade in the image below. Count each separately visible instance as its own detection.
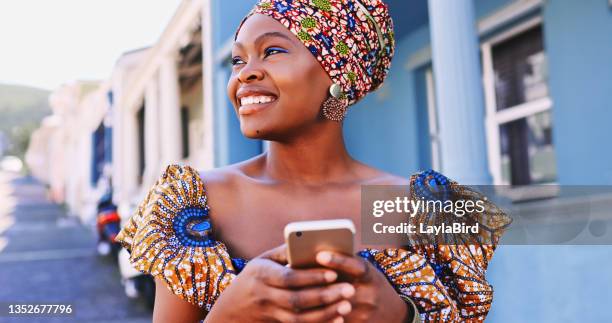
[26,80,111,221]
[110,0,211,217]
[26,0,612,321]
[209,0,612,186]
[206,1,612,321]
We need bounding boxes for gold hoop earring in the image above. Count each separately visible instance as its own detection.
[322,83,348,122]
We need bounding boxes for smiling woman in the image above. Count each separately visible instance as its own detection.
[228,17,333,139]
[115,1,510,323]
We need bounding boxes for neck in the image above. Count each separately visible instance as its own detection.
[264,123,355,185]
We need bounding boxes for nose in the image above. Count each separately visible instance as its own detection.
[237,60,265,83]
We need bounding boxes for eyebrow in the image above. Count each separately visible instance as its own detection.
[233,31,294,50]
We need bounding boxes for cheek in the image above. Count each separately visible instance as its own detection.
[273,58,330,112]
[226,74,239,108]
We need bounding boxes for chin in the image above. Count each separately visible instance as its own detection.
[240,122,271,139]
[241,130,265,139]
[240,123,290,142]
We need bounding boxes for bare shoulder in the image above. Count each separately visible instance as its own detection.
[196,165,244,221]
[199,165,238,189]
[197,154,264,194]
[367,171,410,185]
[354,161,411,186]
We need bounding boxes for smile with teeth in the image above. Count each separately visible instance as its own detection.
[240,95,277,106]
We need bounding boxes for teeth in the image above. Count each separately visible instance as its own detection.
[240,95,276,106]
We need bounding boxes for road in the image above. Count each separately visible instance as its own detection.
[0,171,152,323]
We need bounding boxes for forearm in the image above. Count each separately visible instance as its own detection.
[202,295,236,323]
[202,310,217,323]
[375,289,411,323]
[152,277,207,323]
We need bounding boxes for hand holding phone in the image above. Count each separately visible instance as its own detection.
[284,219,355,269]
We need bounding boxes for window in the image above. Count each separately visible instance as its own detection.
[181,107,190,159]
[425,68,442,172]
[91,122,105,186]
[105,91,113,164]
[414,66,442,172]
[482,18,556,185]
[104,126,112,164]
[137,104,145,184]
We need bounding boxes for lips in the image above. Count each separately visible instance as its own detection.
[236,88,278,116]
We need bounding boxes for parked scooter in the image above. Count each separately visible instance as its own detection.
[95,191,121,258]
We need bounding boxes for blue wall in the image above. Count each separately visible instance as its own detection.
[484,3,612,320]
[474,0,516,18]
[343,0,516,179]
[543,0,612,184]
[487,245,612,322]
[211,1,262,166]
[343,25,432,178]
[207,0,612,184]
[212,1,253,48]
[208,1,612,322]
[486,4,612,322]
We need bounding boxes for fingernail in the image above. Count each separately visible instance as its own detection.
[317,251,332,264]
[333,317,344,323]
[340,284,355,298]
[324,271,338,282]
[337,301,352,315]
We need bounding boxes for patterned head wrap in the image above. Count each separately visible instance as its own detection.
[235,0,395,106]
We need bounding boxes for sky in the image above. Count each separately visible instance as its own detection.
[0,0,183,90]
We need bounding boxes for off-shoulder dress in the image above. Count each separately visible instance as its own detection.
[115,164,511,322]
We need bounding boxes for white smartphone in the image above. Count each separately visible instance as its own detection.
[284,219,355,268]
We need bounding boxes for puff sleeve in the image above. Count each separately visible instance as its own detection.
[358,170,512,322]
[115,164,246,311]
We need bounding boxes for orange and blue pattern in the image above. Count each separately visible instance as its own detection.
[235,0,396,107]
[115,164,511,321]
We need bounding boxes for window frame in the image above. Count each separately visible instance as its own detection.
[425,68,442,172]
[480,16,555,186]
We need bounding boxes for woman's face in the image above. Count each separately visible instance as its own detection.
[227,14,333,140]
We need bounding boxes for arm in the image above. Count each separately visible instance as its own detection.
[314,251,418,323]
[152,277,207,323]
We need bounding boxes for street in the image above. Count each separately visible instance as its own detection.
[0,171,152,323]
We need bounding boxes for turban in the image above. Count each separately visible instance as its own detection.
[235,0,395,106]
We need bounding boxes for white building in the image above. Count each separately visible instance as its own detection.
[110,0,212,218]
[27,0,214,223]
[26,80,112,222]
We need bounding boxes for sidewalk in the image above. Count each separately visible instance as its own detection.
[0,171,152,323]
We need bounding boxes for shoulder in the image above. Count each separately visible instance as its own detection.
[354,162,411,185]
[197,154,265,191]
[194,155,268,219]
[115,163,242,310]
[359,167,456,198]
[366,172,410,185]
[198,165,240,192]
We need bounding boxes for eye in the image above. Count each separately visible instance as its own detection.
[264,47,288,57]
[231,56,245,66]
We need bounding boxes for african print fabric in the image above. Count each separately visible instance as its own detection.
[235,0,396,106]
[115,164,511,321]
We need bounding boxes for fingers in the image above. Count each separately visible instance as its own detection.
[274,299,352,323]
[316,251,371,280]
[271,283,355,311]
[257,243,288,265]
[259,264,339,288]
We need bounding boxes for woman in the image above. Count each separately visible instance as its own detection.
[116,0,510,322]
